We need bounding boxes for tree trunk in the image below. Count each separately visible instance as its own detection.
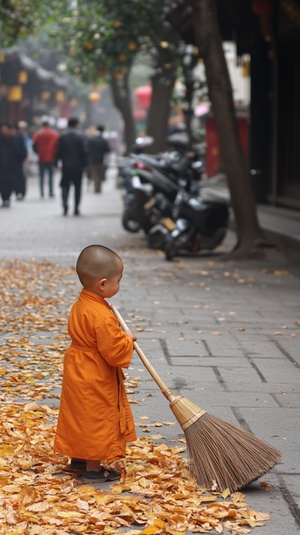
[146,59,176,153]
[189,0,266,256]
[110,73,137,154]
[182,54,199,144]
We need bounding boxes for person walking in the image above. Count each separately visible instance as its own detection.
[0,122,27,207]
[55,117,87,216]
[87,125,110,193]
[14,121,30,200]
[33,120,59,198]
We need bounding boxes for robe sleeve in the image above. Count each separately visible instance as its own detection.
[95,315,134,368]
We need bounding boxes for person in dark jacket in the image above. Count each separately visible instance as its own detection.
[0,122,27,207]
[13,122,28,200]
[56,117,87,216]
[87,125,110,193]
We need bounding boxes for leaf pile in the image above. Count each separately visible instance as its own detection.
[0,259,273,534]
[0,403,271,535]
[0,260,76,404]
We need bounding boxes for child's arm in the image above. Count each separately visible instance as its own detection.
[125,329,137,341]
[95,316,136,368]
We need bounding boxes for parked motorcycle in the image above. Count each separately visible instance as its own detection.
[122,173,169,234]
[148,185,230,259]
[116,136,154,189]
[121,137,203,235]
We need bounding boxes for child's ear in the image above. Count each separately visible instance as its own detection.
[98,278,107,290]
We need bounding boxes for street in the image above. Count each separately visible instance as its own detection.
[0,165,300,534]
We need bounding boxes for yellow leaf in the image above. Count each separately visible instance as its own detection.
[0,445,14,456]
[260,481,274,491]
[141,527,163,534]
[5,510,18,525]
[199,496,217,503]
[231,492,246,503]
[221,488,230,499]
[18,486,37,506]
[27,501,50,512]
[57,511,85,518]
[24,402,47,412]
[138,477,152,488]
[16,459,32,469]
[75,498,90,512]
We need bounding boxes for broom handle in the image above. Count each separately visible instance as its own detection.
[111,305,176,402]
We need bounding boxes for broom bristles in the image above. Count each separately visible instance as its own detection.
[170,396,282,492]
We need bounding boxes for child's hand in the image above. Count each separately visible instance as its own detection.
[125,329,137,341]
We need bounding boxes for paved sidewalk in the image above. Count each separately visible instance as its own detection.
[201,174,300,263]
[1,167,300,534]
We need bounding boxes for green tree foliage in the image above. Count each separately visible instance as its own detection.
[51,0,179,84]
[0,0,59,48]
[51,0,183,150]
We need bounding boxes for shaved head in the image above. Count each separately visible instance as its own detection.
[76,245,122,288]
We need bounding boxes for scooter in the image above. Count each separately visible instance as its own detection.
[121,142,203,235]
[148,185,230,259]
[122,172,169,234]
[116,136,155,189]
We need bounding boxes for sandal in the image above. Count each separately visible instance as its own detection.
[69,458,86,471]
[81,467,121,481]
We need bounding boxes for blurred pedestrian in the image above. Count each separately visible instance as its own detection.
[87,125,110,193]
[33,121,59,198]
[55,117,87,216]
[14,121,29,200]
[0,122,27,207]
[84,125,97,189]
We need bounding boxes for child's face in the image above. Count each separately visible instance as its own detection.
[101,260,123,298]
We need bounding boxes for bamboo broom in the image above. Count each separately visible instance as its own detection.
[111,306,282,492]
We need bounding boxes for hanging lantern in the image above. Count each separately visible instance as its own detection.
[7,86,22,102]
[18,71,28,84]
[40,91,51,101]
[88,91,100,103]
[135,85,152,110]
[56,90,66,102]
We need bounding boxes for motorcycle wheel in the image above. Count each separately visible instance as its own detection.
[122,208,141,233]
[148,228,167,250]
[164,236,178,261]
[201,227,227,250]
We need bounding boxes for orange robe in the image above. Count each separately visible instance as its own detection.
[54,289,136,462]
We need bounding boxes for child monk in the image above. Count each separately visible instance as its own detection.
[54,244,137,481]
